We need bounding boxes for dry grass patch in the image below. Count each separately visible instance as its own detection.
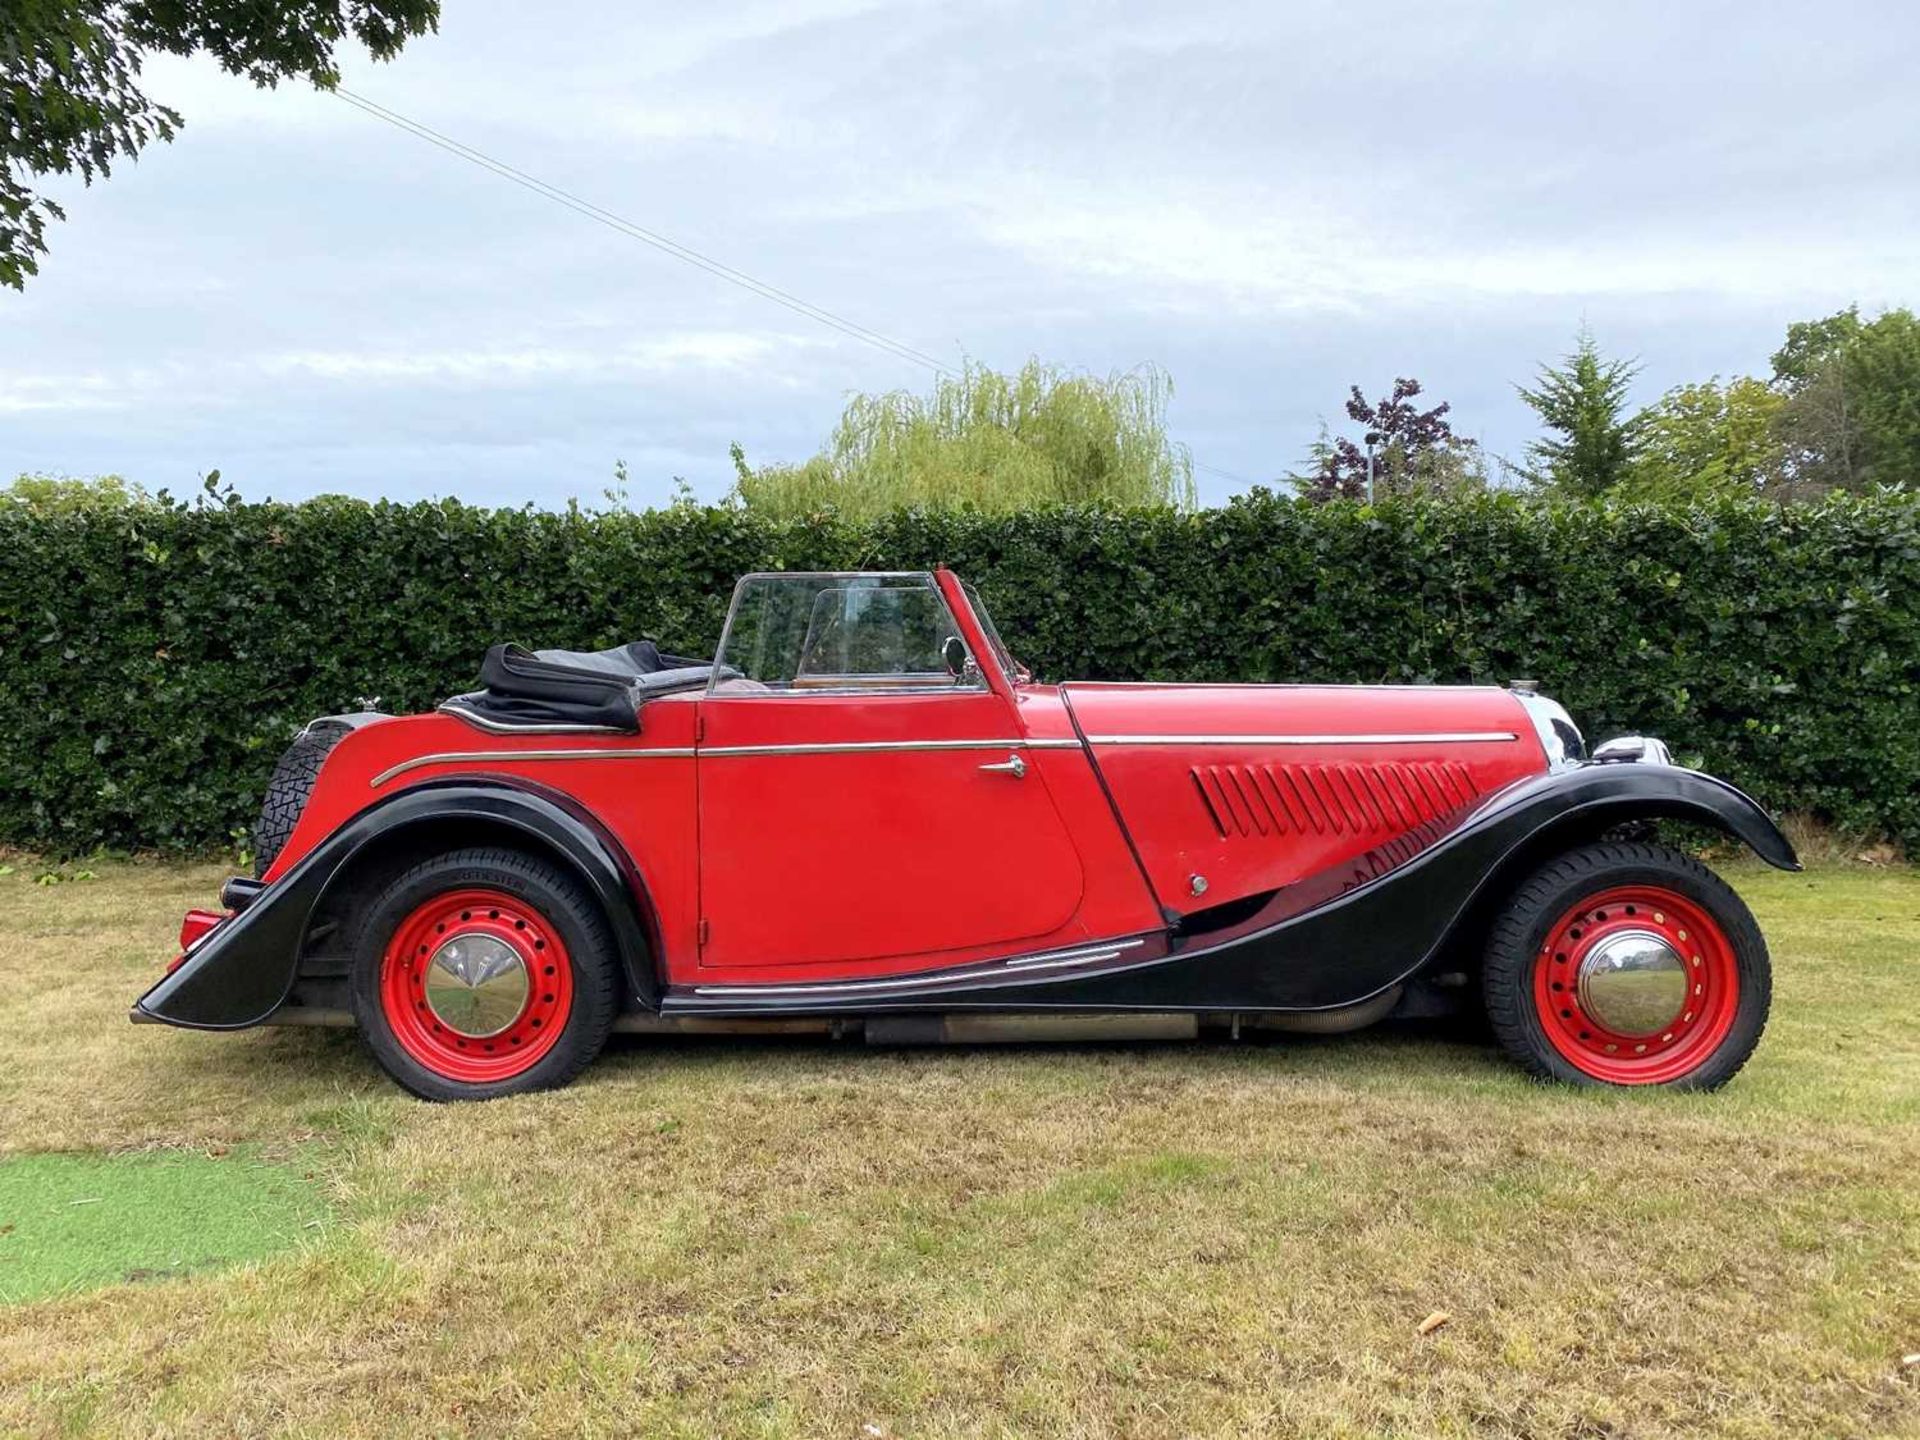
[0,860,1916,1437]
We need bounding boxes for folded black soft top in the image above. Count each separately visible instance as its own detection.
[440,639,721,733]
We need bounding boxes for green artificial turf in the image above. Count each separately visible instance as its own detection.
[0,1149,327,1303]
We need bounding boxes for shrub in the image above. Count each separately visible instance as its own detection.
[1,490,1913,854]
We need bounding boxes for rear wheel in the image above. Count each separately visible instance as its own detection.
[1482,841,1770,1089]
[347,847,619,1101]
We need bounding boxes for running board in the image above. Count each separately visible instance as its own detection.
[665,932,1168,1014]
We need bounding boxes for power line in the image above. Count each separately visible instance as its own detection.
[334,87,954,376]
[1194,459,1257,487]
[332,87,1254,489]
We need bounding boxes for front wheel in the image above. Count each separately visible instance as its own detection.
[1482,841,1771,1089]
[347,847,619,1101]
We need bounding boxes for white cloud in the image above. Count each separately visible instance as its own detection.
[8,0,1918,506]
[0,377,129,414]
[256,330,803,384]
[969,185,1920,314]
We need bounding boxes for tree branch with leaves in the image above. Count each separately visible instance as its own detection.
[1,0,439,288]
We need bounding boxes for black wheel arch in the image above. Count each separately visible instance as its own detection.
[135,778,662,1030]
[1425,766,1799,983]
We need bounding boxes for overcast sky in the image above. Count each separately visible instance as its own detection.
[6,0,1918,508]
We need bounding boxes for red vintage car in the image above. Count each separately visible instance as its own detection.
[135,569,1796,1099]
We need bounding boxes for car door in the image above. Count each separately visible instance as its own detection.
[694,574,1085,973]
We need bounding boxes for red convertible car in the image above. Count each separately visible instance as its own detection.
[135,569,1795,1100]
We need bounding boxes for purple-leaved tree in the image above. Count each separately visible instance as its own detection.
[1297,378,1483,502]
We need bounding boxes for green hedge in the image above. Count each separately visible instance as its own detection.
[2,491,1914,854]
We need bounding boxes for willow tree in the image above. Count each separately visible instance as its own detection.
[732,360,1196,519]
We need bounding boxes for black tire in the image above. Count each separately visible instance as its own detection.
[346,846,620,1101]
[252,723,351,876]
[1482,840,1771,1091]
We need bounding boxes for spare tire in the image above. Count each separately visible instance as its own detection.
[252,722,352,877]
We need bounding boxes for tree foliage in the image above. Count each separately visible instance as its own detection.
[1629,377,1787,499]
[1770,306,1920,496]
[1,0,439,287]
[1517,327,1649,497]
[1295,378,1483,503]
[731,360,1196,520]
[1829,308,1920,488]
[1770,308,1863,393]
[5,471,151,511]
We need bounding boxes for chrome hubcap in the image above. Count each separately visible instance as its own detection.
[1576,929,1687,1036]
[423,933,530,1038]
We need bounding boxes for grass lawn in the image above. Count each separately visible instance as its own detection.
[1,859,1916,1438]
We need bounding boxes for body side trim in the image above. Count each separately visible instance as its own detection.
[702,738,1083,758]
[373,747,695,786]
[1083,732,1518,746]
[371,737,1085,787]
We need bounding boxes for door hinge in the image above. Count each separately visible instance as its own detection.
[695,712,706,743]
[698,918,710,948]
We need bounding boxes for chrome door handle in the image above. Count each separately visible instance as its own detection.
[978,753,1027,778]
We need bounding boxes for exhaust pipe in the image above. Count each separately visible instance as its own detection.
[864,1013,1199,1046]
[1241,985,1404,1035]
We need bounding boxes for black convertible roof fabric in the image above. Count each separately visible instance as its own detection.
[440,640,715,732]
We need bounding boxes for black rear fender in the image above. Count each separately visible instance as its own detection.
[134,781,660,1030]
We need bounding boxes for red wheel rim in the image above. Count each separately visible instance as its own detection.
[1533,884,1739,1085]
[379,888,573,1083]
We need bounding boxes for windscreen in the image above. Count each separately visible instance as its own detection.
[713,574,982,692]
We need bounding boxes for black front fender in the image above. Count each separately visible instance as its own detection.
[133,782,659,1030]
[1541,761,1799,871]
[1037,759,1799,1012]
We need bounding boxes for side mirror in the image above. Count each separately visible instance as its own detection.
[941,635,969,678]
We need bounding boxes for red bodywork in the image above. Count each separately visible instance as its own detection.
[257,572,1550,990]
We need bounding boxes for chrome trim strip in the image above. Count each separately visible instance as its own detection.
[691,937,1149,997]
[371,747,695,787]
[700,738,1083,758]
[735,570,938,581]
[1083,732,1518,746]
[371,736,1087,786]
[1003,939,1145,969]
[436,702,629,736]
[1064,680,1508,692]
[374,731,1509,788]
[709,684,987,698]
